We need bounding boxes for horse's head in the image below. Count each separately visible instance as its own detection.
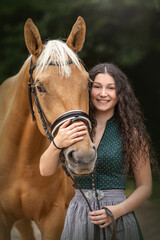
[24,17,96,175]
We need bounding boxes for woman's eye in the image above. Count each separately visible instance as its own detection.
[37,85,46,93]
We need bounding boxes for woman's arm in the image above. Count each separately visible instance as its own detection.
[40,120,87,176]
[39,141,61,176]
[116,157,152,218]
[89,154,152,228]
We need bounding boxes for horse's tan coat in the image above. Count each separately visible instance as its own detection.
[0,17,93,240]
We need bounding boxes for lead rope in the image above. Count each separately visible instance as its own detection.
[60,154,98,240]
[92,172,116,240]
[92,172,105,240]
[60,153,116,240]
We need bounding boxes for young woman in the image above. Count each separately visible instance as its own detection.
[40,63,154,240]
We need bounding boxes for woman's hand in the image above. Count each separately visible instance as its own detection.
[40,120,88,176]
[89,209,112,228]
[89,205,121,228]
[54,120,87,149]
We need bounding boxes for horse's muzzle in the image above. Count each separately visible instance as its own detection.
[63,144,97,175]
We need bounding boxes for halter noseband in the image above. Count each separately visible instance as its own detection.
[51,110,92,137]
[28,58,92,142]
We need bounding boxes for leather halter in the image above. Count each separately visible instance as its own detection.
[28,58,92,142]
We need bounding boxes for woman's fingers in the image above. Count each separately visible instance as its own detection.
[90,214,105,221]
[70,136,84,144]
[59,119,71,129]
[59,121,87,138]
[66,121,86,130]
[89,209,104,216]
[91,217,112,228]
[55,120,88,148]
[99,221,112,228]
[89,209,112,227]
[70,125,87,134]
[60,120,85,130]
[71,130,87,138]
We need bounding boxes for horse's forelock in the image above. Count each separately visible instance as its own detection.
[35,40,82,79]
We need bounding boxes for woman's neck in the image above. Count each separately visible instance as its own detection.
[95,110,114,126]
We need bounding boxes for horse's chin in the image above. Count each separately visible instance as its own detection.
[67,163,94,176]
[69,169,93,177]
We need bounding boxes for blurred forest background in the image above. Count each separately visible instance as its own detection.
[0,0,160,167]
[1,2,160,238]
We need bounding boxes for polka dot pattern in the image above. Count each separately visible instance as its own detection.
[74,116,127,190]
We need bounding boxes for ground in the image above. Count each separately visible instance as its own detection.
[11,200,160,240]
[135,200,160,240]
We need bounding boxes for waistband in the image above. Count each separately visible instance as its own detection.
[74,189,125,201]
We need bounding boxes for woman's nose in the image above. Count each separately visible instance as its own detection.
[100,88,107,96]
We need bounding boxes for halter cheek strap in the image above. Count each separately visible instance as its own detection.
[28,58,92,142]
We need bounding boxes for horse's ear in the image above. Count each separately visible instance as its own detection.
[24,18,43,57]
[66,16,86,53]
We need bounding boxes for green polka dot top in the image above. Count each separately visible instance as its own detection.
[74,115,127,190]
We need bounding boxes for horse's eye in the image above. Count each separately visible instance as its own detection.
[37,84,46,93]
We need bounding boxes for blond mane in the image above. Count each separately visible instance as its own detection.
[35,40,82,79]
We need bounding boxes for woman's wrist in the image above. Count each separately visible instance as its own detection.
[52,138,63,150]
[115,202,128,218]
[49,138,61,152]
[106,204,124,220]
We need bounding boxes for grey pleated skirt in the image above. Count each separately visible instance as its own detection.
[61,189,143,240]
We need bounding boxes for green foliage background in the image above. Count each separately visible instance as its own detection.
[0,0,160,163]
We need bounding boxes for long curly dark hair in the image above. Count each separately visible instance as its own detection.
[89,63,157,175]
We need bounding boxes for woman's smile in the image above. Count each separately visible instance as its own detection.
[91,73,118,115]
[96,98,110,104]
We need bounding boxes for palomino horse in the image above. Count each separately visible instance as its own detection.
[0,17,96,240]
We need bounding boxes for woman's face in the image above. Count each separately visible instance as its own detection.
[91,73,118,114]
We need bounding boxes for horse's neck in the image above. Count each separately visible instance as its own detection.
[0,59,48,162]
[17,117,49,165]
[0,59,30,123]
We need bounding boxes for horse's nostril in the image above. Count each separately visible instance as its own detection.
[66,144,97,168]
[93,145,96,152]
[67,150,78,164]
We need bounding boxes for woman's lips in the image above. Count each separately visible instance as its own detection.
[97,99,110,103]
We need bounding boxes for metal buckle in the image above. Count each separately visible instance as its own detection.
[84,190,104,201]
